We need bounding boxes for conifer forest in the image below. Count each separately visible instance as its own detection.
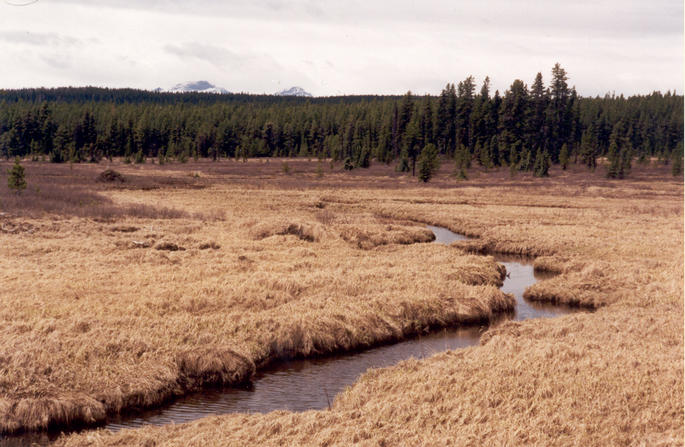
[1,64,682,177]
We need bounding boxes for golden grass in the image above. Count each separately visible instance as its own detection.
[0,165,512,436]
[0,160,682,446]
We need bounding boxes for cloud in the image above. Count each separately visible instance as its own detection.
[45,0,683,37]
[0,31,81,47]
[0,0,681,95]
[164,42,250,69]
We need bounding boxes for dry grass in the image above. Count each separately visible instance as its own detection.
[0,162,512,436]
[0,161,208,220]
[0,159,682,446]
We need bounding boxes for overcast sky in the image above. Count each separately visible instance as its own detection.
[0,0,682,96]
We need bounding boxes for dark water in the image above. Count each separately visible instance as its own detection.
[426,225,572,321]
[2,225,576,446]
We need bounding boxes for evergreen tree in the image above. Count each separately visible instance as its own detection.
[456,76,476,149]
[607,140,622,179]
[298,134,309,157]
[454,144,469,180]
[529,72,548,151]
[500,79,529,163]
[404,112,421,175]
[356,146,371,168]
[559,144,569,170]
[417,143,439,182]
[419,97,434,147]
[547,63,571,160]
[398,91,414,136]
[533,149,550,177]
[472,78,494,159]
[620,146,632,178]
[396,146,410,172]
[671,142,683,176]
[519,147,533,171]
[580,125,598,170]
[607,122,631,178]
[474,139,494,169]
[7,157,27,193]
[134,149,145,164]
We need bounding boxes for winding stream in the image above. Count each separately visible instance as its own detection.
[2,226,577,446]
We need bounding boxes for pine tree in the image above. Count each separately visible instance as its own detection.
[620,146,632,178]
[456,76,476,149]
[7,157,27,193]
[580,126,597,170]
[518,147,532,171]
[500,79,529,163]
[475,141,487,168]
[417,143,439,182]
[419,97,434,147]
[606,122,631,179]
[298,135,309,157]
[396,146,410,172]
[356,146,371,168]
[606,140,620,178]
[454,144,469,180]
[529,72,548,151]
[404,113,421,175]
[134,149,145,164]
[509,152,519,177]
[559,144,569,170]
[533,149,550,177]
[548,63,571,161]
[671,142,683,176]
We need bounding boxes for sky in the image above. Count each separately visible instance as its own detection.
[0,0,682,97]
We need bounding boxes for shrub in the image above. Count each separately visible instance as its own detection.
[96,169,126,183]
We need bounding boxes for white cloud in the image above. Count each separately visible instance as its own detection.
[0,0,681,95]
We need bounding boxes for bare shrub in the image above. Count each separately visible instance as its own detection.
[155,242,185,251]
[96,169,125,183]
[198,242,221,250]
[110,225,139,233]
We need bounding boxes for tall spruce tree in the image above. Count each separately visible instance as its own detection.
[500,80,529,165]
[529,72,548,151]
[547,63,571,161]
[457,76,476,150]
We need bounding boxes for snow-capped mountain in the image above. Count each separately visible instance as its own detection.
[275,86,312,97]
[168,81,230,94]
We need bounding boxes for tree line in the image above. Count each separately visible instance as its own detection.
[0,64,682,178]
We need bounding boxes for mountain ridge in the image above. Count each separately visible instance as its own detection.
[275,86,312,97]
[167,80,230,94]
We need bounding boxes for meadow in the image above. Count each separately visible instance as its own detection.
[0,158,682,446]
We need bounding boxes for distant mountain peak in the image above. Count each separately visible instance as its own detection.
[276,86,312,97]
[168,81,230,94]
